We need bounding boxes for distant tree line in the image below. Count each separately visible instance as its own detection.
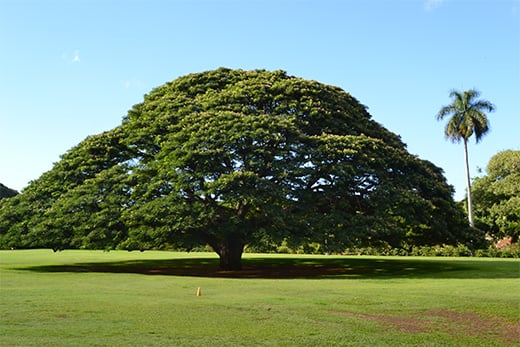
[0,184,18,200]
[472,150,520,243]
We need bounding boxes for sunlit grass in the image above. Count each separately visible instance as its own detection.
[1,250,519,346]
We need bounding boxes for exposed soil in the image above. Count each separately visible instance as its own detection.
[329,309,520,345]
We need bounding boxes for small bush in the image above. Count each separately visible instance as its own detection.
[343,244,519,258]
[474,244,520,258]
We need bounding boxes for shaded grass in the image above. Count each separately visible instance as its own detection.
[19,252,520,279]
[1,250,519,346]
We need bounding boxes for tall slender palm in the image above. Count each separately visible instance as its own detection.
[437,89,495,227]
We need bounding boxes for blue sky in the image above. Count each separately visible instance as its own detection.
[1,0,519,201]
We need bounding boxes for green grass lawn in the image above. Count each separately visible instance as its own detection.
[1,250,519,346]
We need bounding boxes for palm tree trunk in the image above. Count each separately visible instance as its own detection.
[463,139,474,227]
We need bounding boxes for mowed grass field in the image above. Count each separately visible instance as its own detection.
[0,250,519,346]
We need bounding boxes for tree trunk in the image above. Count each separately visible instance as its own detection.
[213,237,245,270]
[463,139,475,227]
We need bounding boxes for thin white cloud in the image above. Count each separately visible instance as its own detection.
[122,78,144,90]
[61,49,81,64]
[424,0,445,11]
[72,49,80,63]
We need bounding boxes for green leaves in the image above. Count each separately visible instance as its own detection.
[436,89,495,144]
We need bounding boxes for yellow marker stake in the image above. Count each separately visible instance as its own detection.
[196,287,201,296]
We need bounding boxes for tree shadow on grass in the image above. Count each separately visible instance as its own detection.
[21,256,520,279]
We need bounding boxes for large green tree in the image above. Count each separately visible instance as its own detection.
[0,69,468,269]
[472,150,520,243]
[436,89,495,227]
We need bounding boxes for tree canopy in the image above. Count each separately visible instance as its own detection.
[0,68,469,269]
[472,150,520,243]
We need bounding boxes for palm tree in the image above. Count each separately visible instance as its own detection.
[436,89,495,227]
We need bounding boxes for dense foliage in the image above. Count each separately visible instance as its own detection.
[0,68,470,269]
[472,150,520,243]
